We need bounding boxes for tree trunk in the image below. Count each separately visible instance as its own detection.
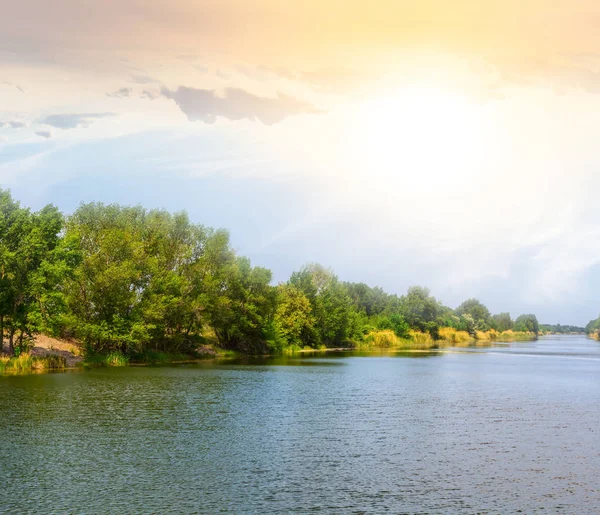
[0,314,3,354]
[8,325,14,355]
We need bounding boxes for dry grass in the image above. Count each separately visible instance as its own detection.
[362,326,537,352]
[361,330,438,350]
[438,327,471,345]
[364,330,401,348]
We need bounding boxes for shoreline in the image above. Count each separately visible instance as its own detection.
[1,333,542,376]
[7,330,599,377]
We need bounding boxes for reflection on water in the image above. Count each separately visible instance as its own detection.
[227,349,443,367]
[1,335,599,513]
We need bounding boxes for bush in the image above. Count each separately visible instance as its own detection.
[438,327,471,344]
[364,330,401,348]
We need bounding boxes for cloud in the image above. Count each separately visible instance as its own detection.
[131,75,157,84]
[141,89,161,100]
[0,121,26,129]
[41,113,115,129]
[35,130,52,139]
[161,86,322,125]
[1,81,24,93]
[106,87,132,98]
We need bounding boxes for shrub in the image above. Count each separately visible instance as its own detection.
[364,330,401,348]
[438,327,471,344]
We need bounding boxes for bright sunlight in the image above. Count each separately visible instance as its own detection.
[350,86,489,193]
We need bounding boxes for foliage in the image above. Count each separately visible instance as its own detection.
[397,286,444,338]
[273,284,316,349]
[0,353,66,374]
[438,327,471,344]
[290,264,362,348]
[491,312,514,332]
[514,314,539,334]
[363,330,402,348]
[585,315,600,338]
[0,190,71,355]
[539,323,585,334]
[0,192,549,362]
[375,313,411,338]
[455,298,491,331]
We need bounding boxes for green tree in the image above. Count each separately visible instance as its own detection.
[491,312,514,332]
[290,264,360,347]
[514,314,539,334]
[207,257,276,353]
[376,313,410,338]
[455,298,491,331]
[585,315,600,335]
[397,286,442,337]
[0,190,66,354]
[272,284,316,349]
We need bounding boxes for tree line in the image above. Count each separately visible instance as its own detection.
[0,190,542,357]
[539,323,585,334]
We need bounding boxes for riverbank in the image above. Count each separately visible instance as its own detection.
[0,334,242,375]
[0,328,542,376]
[0,335,81,374]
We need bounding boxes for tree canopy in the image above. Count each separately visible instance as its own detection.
[0,190,549,357]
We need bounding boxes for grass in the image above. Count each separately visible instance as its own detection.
[479,329,536,342]
[360,329,439,350]
[438,327,471,345]
[359,326,538,351]
[0,353,67,375]
[83,350,129,367]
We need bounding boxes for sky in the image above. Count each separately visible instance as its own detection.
[2,1,600,325]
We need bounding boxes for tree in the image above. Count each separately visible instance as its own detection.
[272,284,316,348]
[376,313,410,338]
[491,312,514,332]
[397,286,443,337]
[0,190,66,354]
[344,282,390,317]
[290,264,360,347]
[455,298,491,331]
[207,257,276,353]
[514,314,539,334]
[585,315,600,335]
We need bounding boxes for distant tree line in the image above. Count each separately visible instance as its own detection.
[0,190,543,356]
[539,324,585,334]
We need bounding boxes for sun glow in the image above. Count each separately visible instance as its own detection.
[349,86,489,194]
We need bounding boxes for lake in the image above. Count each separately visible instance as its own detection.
[1,335,599,514]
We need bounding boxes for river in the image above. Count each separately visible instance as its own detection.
[1,335,599,514]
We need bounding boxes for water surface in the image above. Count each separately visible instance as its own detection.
[1,335,599,513]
